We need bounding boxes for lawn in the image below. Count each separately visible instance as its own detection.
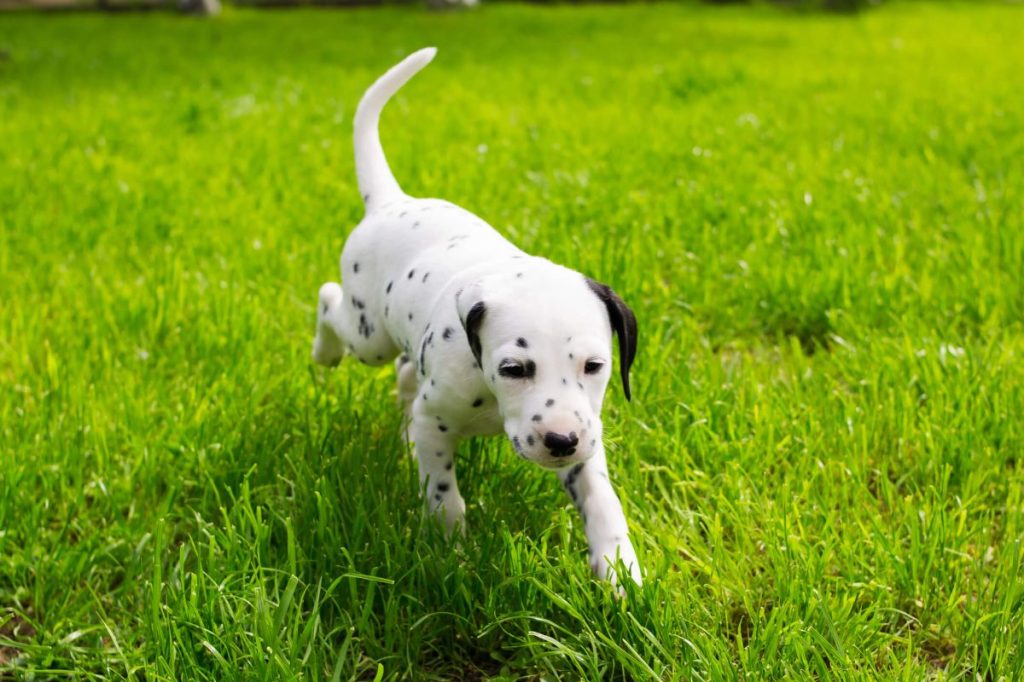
[2,1,1023,678]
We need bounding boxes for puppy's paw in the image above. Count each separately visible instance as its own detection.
[428,492,467,537]
[591,538,642,591]
[312,282,346,366]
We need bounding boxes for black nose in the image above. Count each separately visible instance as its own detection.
[544,431,579,457]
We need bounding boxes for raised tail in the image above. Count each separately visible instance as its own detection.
[354,47,437,212]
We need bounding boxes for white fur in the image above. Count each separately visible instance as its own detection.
[312,48,641,587]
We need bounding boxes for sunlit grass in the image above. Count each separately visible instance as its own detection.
[1,2,1023,678]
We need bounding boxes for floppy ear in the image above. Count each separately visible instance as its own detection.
[456,284,487,367]
[586,278,639,401]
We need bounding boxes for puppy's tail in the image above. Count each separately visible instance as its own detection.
[354,47,437,212]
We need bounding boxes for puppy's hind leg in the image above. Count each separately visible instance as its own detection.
[312,282,347,366]
[395,354,418,447]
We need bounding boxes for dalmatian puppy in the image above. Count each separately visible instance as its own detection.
[312,48,642,587]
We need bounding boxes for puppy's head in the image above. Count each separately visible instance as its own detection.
[457,261,637,470]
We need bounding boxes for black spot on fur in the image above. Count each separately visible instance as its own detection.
[363,193,370,203]
[408,313,414,321]
[565,462,585,487]
[578,382,584,390]
[546,399,555,407]
[422,272,430,283]
[384,305,389,317]
[562,378,568,385]
[437,482,449,492]
[527,434,535,446]
[321,303,328,314]
[357,313,374,339]
[472,397,484,408]
[436,451,444,457]
[353,262,360,273]
[532,414,542,422]
[408,269,415,279]
[445,461,453,471]
[386,281,393,294]
[443,327,455,341]
[512,435,521,451]
[438,424,448,432]
[412,221,420,228]
[516,337,528,348]
[516,272,523,278]
[352,296,365,310]
[569,352,574,359]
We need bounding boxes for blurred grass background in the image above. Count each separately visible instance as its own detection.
[0,0,884,15]
[1,2,1023,678]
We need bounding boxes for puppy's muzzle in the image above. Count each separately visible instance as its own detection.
[544,431,579,457]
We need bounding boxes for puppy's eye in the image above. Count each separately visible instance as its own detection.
[499,362,525,378]
[584,360,604,375]
[498,359,535,379]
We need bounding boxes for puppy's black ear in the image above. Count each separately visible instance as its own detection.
[459,298,487,366]
[586,278,638,401]
[456,279,491,368]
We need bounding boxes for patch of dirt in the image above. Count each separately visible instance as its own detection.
[0,609,36,668]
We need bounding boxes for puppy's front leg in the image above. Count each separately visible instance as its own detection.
[559,448,642,587]
[408,415,466,534]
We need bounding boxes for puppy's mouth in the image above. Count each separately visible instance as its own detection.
[535,458,588,471]
[533,451,594,471]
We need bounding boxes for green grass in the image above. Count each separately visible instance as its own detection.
[2,2,1023,678]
